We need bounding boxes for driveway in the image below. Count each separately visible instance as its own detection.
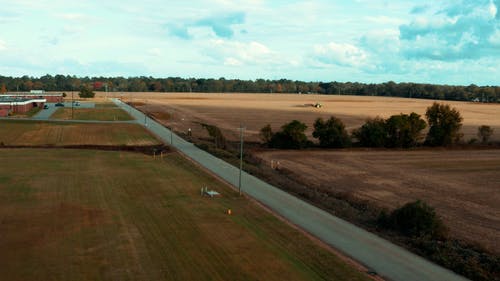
[112,98,469,281]
[32,103,58,120]
[32,102,96,120]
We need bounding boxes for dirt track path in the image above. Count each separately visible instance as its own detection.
[113,98,470,281]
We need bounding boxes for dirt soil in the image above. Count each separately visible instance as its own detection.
[256,149,500,254]
[102,92,500,143]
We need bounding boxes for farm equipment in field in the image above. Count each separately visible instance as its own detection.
[314,103,322,108]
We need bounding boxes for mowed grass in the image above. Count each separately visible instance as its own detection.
[0,120,159,146]
[0,149,368,281]
[51,107,133,121]
[95,102,119,108]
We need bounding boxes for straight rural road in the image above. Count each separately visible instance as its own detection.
[112,98,469,281]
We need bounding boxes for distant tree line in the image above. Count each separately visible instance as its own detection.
[261,103,494,149]
[0,75,498,102]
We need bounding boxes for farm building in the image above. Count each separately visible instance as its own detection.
[3,93,63,103]
[0,96,46,117]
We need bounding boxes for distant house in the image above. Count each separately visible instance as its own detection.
[0,96,46,117]
[4,93,63,103]
[472,98,480,102]
[30,90,45,94]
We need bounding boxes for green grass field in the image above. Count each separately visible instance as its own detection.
[0,149,368,281]
[94,102,119,108]
[0,120,159,146]
[51,107,133,121]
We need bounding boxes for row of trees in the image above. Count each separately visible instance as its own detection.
[261,103,494,149]
[0,75,498,102]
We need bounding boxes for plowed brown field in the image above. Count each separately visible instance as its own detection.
[256,149,500,254]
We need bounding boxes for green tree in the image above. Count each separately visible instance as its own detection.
[352,117,387,147]
[259,124,273,145]
[477,125,494,143]
[270,120,309,149]
[79,87,95,98]
[425,103,463,146]
[312,117,351,148]
[385,113,426,148]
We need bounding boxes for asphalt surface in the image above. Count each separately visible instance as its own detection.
[32,102,96,120]
[32,103,58,120]
[112,98,469,281]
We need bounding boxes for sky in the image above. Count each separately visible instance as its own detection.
[0,0,499,85]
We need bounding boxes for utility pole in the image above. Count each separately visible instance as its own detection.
[144,99,147,126]
[238,124,245,195]
[170,110,174,145]
[71,90,74,119]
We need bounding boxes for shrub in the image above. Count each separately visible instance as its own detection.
[79,87,95,98]
[201,123,226,149]
[269,120,309,149]
[385,113,426,148]
[259,124,273,145]
[312,117,351,148]
[379,200,446,239]
[477,125,493,144]
[352,117,387,147]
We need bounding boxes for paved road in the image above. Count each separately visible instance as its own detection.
[32,103,58,120]
[32,102,96,120]
[112,98,469,281]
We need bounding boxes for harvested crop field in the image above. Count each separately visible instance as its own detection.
[107,92,500,143]
[0,149,368,281]
[0,120,159,146]
[256,149,500,254]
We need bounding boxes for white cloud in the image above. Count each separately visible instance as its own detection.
[224,57,242,66]
[0,40,6,51]
[489,29,500,46]
[313,42,367,67]
[365,16,405,25]
[60,13,86,20]
[206,40,276,66]
[488,1,498,17]
[147,48,162,57]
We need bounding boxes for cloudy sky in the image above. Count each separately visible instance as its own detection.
[0,0,499,85]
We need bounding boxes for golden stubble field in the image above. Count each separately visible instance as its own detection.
[101,92,500,143]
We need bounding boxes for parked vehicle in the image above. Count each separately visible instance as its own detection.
[55,103,64,107]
